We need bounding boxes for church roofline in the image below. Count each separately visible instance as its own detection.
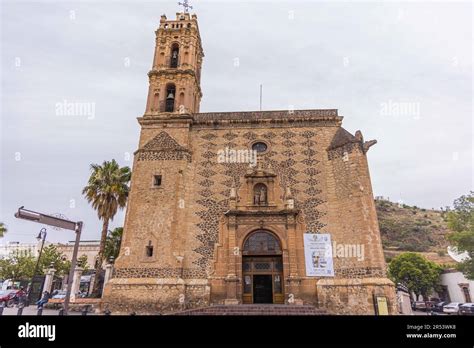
[139,109,343,127]
[194,109,340,120]
[196,109,338,116]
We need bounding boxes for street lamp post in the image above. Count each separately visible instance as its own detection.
[28,228,47,304]
[15,206,83,315]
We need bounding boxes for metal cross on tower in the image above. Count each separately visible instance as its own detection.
[178,0,193,13]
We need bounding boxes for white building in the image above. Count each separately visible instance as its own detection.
[437,247,473,303]
[56,240,100,268]
[0,240,100,268]
[0,241,39,258]
[439,269,473,303]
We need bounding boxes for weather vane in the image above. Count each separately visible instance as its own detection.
[178,0,193,13]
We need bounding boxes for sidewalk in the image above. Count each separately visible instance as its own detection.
[1,306,96,315]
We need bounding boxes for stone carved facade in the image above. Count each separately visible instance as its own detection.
[102,12,396,314]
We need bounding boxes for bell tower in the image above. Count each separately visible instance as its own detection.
[145,12,204,115]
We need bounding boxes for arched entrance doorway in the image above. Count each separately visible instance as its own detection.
[242,230,284,304]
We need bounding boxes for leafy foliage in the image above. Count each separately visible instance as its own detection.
[0,252,36,280]
[0,244,71,280]
[446,191,474,280]
[388,252,442,299]
[0,222,7,238]
[104,227,123,262]
[39,244,71,276]
[77,254,90,271]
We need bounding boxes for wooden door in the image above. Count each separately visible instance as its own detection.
[242,256,284,304]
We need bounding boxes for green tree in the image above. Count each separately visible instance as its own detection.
[446,191,474,279]
[104,227,123,262]
[77,254,90,271]
[0,252,36,280]
[0,245,72,282]
[82,159,131,295]
[388,252,442,300]
[0,222,7,238]
[37,244,71,276]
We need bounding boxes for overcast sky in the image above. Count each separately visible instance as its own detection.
[1,0,472,244]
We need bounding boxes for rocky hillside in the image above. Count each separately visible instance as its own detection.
[375,199,454,265]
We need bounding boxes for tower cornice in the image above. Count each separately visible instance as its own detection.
[147,69,203,97]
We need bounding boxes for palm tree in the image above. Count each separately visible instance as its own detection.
[82,159,131,295]
[104,227,123,262]
[0,222,7,238]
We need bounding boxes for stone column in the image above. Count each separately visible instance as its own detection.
[42,266,56,294]
[70,267,83,302]
[102,262,114,295]
[88,273,95,296]
[224,215,239,305]
[286,214,303,305]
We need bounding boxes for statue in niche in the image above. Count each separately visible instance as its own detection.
[254,183,268,206]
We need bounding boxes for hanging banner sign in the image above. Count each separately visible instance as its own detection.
[303,233,335,277]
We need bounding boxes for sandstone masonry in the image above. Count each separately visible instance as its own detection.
[101,12,397,315]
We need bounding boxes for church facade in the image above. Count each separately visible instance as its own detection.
[102,12,397,314]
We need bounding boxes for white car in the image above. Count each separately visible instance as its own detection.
[443,302,462,314]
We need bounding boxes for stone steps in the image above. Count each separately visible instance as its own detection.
[170,304,326,316]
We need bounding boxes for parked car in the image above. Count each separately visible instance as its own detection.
[443,302,463,314]
[51,290,67,299]
[433,301,448,313]
[459,303,474,316]
[412,301,428,311]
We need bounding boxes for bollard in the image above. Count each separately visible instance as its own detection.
[37,307,43,316]
[104,309,111,316]
[82,305,89,316]
[58,308,65,316]
[17,302,24,316]
[0,302,4,316]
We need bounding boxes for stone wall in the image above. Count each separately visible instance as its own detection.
[316,278,397,315]
[102,278,210,314]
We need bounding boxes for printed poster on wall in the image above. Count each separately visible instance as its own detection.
[303,233,335,277]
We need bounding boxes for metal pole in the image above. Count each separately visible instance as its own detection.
[33,230,47,276]
[63,221,82,315]
[259,84,262,111]
[82,305,89,316]
[17,301,24,316]
[29,229,47,304]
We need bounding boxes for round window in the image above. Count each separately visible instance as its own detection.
[252,142,268,153]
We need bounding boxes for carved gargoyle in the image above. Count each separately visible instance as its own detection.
[355,130,377,154]
[363,139,377,153]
